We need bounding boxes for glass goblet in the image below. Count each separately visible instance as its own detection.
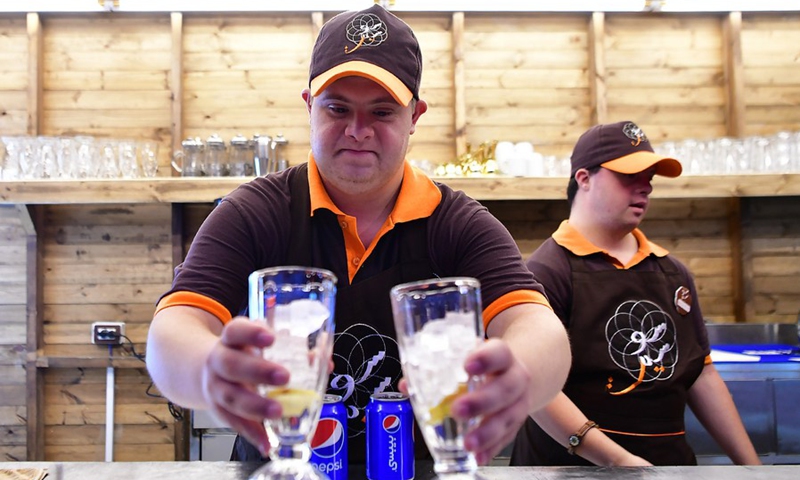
[248,266,337,480]
[390,277,484,477]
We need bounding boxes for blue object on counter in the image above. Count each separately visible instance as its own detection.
[711,343,800,363]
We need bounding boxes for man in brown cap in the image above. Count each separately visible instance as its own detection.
[146,4,570,469]
[510,121,760,466]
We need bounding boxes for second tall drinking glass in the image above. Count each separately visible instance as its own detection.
[390,277,484,476]
[248,266,337,480]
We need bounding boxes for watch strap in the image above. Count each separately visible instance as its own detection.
[567,420,598,455]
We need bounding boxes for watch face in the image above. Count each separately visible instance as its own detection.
[569,435,580,447]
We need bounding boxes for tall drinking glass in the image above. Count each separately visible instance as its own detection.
[248,266,337,480]
[390,277,484,477]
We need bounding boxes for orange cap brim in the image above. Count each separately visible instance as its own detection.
[309,60,413,107]
[601,151,683,178]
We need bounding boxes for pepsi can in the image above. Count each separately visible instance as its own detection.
[366,392,414,480]
[310,394,348,480]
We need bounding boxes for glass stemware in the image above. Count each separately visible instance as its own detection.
[390,277,485,477]
[248,266,337,480]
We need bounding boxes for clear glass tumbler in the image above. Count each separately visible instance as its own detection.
[248,266,338,480]
[390,277,484,477]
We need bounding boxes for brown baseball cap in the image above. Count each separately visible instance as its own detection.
[570,121,682,178]
[309,4,422,107]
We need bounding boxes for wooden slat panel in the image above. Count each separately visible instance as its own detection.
[0,15,29,137]
[3,446,26,462]
[741,13,800,135]
[0,386,26,406]
[0,365,26,385]
[43,303,159,323]
[182,13,313,169]
[44,91,172,110]
[0,319,25,345]
[604,14,726,145]
[45,403,174,426]
[0,346,25,365]
[463,13,589,159]
[45,443,173,462]
[43,283,168,305]
[41,14,172,178]
[45,383,165,406]
[45,424,174,445]
[44,263,172,285]
[45,321,150,345]
[43,71,170,91]
[0,406,26,425]
[44,244,172,265]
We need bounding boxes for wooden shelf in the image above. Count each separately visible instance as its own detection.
[33,355,146,369]
[2,173,800,204]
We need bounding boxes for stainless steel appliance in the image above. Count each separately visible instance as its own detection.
[686,323,800,464]
[190,409,237,461]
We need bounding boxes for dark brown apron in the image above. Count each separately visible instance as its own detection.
[511,251,705,466]
[233,164,436,464]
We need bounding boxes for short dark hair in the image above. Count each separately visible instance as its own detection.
[567,165,601,208]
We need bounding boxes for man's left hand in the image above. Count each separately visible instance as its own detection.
[450,338,533,465]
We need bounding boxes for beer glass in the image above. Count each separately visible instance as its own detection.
[390,277,484,476]
[248,266,337,480]
[139,141,160,178]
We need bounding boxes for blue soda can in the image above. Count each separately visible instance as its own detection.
[366,392,415,480]
[310,394,348,480]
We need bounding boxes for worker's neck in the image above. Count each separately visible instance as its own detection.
[569,212,639,264]
[325,179,402,249]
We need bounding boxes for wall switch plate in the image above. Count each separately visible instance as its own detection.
[91,322,125,345]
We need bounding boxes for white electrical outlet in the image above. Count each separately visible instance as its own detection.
[91,322,125,345]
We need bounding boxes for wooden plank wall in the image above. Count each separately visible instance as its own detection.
[404,13,455,163]
[41,15,173,173]
[745,197,800,324]
[0,15,28,136]
[463,14,591,157]
[180,12,455,167]
[40,204,174,460]
[0,205,29,461]
[181,13,313,165]
[742,14,800,135]
[1,10,799,463]
[605,14,728,141]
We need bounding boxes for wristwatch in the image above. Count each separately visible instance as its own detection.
[567,420,598,455]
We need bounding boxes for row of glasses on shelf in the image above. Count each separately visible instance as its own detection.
[414,130,800,179]
[654,131,800,175]
[172,133,289,177]
[0,135,160,180]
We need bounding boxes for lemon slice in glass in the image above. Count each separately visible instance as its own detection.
[267,388,319,417]
[428,383,468,425]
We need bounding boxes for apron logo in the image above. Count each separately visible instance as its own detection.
[329,323,401,438]
[605,300,678,395]
[674,286,692,315]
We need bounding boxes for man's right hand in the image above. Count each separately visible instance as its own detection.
[200,317,290,455]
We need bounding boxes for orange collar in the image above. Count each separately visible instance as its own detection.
[306,153,442,222]
[552,220,669,269]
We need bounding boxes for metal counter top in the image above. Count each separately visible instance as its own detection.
[2,462,799,480]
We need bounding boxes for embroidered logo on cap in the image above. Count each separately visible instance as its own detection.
[622,122,648,147]
[345,13,388,54]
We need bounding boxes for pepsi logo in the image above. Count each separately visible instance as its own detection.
[382,414,401,434]
[310,418,345,458]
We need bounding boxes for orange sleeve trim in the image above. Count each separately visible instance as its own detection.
[155,291,233,324]
[482,290,551,331]
[704,354,713,365]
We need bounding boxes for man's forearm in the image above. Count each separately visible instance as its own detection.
[146,306,223,409]
[488,303,571,411]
